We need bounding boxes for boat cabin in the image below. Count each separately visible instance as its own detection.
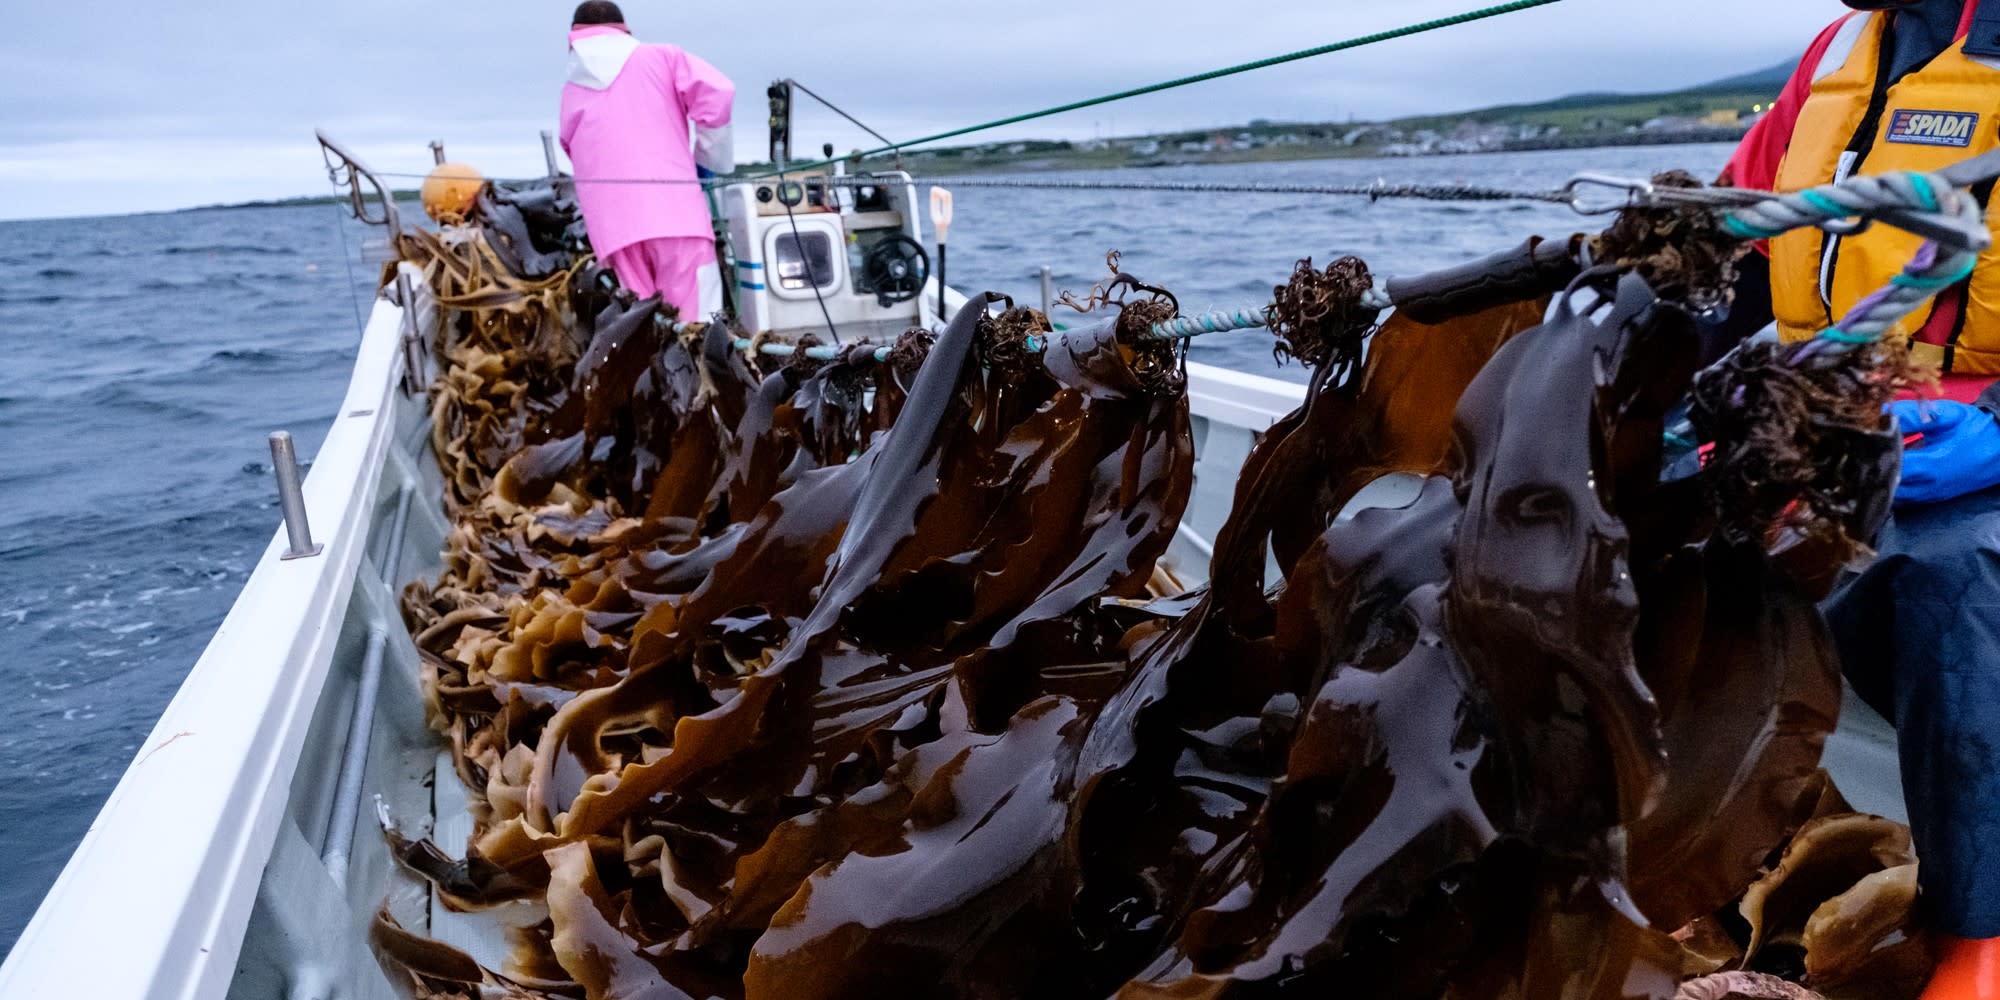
[717,170,938,339]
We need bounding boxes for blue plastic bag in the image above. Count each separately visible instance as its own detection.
[1889,399,2000,505]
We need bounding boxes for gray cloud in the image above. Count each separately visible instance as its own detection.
[0,0,1843,219]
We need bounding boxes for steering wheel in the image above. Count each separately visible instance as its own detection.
[861,235,931,307]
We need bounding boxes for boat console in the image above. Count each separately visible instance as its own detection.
[714,79,943,341]
[715,168,934,341]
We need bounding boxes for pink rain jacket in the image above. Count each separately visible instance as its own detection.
[559,25,735,258]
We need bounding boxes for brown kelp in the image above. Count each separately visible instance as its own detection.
[377,182,1932,999]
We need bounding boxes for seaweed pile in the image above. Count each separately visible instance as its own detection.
[374,181,1934,999]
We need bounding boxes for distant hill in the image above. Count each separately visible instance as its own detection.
[1389,62,1793,134]
[1695,60,1798,94]
[1444,61,1793,124]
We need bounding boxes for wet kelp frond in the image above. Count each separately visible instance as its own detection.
[476,180,580,279]
[1053,254,1189,397]
[394,217,1199,993]
[375,189,1925,999]
[399,225,589,514]
[979,304,1050,384]
[1692,336,1913,576]
[1591,170,1747,315]
[1662,791,1931,1000]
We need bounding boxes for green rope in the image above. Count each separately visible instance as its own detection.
[1908,170,1940,213]
[1818,326,1875,345]
[1721,215,1782,241]
[752,0,1568,178]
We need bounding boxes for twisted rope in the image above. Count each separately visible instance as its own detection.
[1722,170,1983,348]
[1146,308,1271,339]
[376,169,1573,206]
[806,177,1572,204]
[1722,171,1943,241]
[720,307,1279,363]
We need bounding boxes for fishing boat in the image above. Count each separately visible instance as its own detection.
[0,122,1917,999]
[23,0,2000,974]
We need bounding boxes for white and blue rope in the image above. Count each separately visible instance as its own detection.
[1720,169,1985,348]
[708,308,1284,364]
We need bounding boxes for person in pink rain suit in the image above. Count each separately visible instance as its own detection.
[559,0,735,320]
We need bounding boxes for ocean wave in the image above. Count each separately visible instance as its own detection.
[203,348,284,365]
[194,345,352,374]
[76,382,213,422]
[161,244,296,257]
[132,276,241,293]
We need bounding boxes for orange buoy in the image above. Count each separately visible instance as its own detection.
[421,163,485,222]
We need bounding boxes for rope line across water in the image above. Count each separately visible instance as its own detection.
[372,169,1576,206]
[718,307,1277,362]
[751,0,1569,178]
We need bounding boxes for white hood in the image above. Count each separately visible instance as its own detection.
[567,32,639,90]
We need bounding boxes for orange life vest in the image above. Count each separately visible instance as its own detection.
[1771,9,2000,374]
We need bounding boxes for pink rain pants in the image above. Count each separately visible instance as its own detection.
[603,236,710,320]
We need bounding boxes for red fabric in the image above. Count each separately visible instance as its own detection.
[1893,291,1987,403]
[1720,17,1850,195]
[1934,377,1991,403]
[1916,934,2000,1000]
[1930,0,1984,401]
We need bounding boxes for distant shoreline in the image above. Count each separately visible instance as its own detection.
[804,129,1750,179]
[176,133,1747,216]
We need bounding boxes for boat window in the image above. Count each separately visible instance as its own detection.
[773,231,838,291]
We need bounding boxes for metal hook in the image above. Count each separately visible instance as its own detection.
[1563,173,1656,215]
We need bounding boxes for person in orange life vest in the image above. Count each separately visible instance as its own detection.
[1722,2,2000,996]
[558,0,735,320]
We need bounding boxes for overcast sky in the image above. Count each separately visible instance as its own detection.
[0,0,1847,220]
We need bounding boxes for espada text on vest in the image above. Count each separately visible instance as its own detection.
[1887,109,1980,147]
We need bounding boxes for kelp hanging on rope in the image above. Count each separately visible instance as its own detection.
[375,179,1934,1000]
